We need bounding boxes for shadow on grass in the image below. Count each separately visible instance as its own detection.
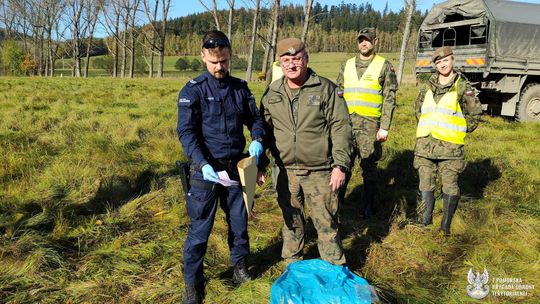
[8,166,180,238]
[460,158,501,199]
[341,150,418,272]
[74,166,179,216]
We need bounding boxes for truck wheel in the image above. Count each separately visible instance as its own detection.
[517,83,540,122]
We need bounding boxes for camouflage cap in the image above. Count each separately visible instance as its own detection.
[432,46,453,62]
[357,28,376,41]
[277,38,305,57]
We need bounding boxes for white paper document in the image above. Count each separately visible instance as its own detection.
[216,171,239,187]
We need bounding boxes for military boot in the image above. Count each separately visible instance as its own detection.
[362,180,377,218]
[420,191,435,225]
[182,283,202,304]
[440,194,459,236]
[232,258,251,285]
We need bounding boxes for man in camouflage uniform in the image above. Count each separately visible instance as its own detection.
[336,28,398,217]
[258,38,353,265]
[414,46,482,235]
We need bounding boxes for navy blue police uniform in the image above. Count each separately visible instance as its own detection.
[177,71,265,285]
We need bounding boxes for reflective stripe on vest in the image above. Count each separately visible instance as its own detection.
[271,61,284,83]
[416,77,467,145]
[343,55,385,117]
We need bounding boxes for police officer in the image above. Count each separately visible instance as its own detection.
[258,38,353,266]
[177,30,265,304]
[336,28,398,217]
[414,46,482,236]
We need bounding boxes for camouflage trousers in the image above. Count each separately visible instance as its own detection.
[413,156,465,196]
[351,114,382,182]
[275,168,346,265]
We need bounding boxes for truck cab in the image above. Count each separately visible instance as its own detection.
[416,0,540,122]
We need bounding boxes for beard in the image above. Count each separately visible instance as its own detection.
[213,69,227,79]
[360,48,374,57]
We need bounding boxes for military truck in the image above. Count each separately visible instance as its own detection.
[415,0,540,121]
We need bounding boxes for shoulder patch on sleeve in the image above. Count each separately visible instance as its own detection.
[186,75,205,87]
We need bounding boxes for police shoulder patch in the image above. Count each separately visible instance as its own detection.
[186,75,205,87]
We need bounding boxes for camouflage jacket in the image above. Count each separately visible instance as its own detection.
[336,54,398,130]
[260,69,353,171]
[414,72,483,159]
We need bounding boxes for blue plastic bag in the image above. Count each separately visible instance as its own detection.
[270,259,372,304]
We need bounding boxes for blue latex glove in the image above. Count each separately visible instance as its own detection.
[201,164,219,183]
[248,140,263,165]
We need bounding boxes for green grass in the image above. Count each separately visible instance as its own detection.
[0,59,539,303]
[52,52,419,84]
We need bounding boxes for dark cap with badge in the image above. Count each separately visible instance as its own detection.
[357,28,376,41]
[432,46,453,62]
[277,38,305,57]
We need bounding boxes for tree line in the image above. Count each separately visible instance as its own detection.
[0,0,426,78]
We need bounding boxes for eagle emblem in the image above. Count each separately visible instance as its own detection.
[466,268,490,299]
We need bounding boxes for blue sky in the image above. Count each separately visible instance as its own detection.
[168,0,540,19]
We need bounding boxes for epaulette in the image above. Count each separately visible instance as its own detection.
[229,75,247,84]
[186,75,206,87]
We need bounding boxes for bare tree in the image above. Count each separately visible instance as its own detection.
[260,1,274,77]
[101,0,124,77]
[141,0,158,77]
[267,0,280,71]
[43,0,66,77]
[226,0,234,38]
[141,0,171,77]
[66,0,87,77]
[128,0,140,78]
[14,0,47,75]
[198,0,220,30]
[226,0,234,73]
[83,0,103,77]
[245,0,260,81]
[397,0,415,85]
[0,0,17,39]
[300,0,314,43]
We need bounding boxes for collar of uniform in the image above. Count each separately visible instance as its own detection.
[356,53,375,66]
[429,71,458,90]
[268,68,321,92]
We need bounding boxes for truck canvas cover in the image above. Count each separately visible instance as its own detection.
[421,0,540,60]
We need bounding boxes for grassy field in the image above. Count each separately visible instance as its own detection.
[52,52,419,84]
[0,54,539,303]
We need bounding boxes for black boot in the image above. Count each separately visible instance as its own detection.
[362,180,377,218]
[420,191,435,225]
[440,194,459,236]
[182,283,202,304]
[232,258,251,285]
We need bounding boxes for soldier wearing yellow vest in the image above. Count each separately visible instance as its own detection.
[336,28,398,218]
[414,46,482,236]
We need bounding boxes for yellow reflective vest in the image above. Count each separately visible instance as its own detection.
[271,61,283,83]
[343,55,385,117]
[416,76,467,145]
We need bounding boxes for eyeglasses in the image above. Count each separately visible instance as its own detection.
[280,54,305,67]
[203,38,230,49]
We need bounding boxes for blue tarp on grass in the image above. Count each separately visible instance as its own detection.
[270,259,373,304]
